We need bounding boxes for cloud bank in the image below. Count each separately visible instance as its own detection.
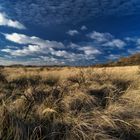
[1,32,102,65]
[1,29,135,65]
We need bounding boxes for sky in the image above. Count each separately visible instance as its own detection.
[0,0,140,66]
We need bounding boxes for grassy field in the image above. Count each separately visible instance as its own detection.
[0,66,140,140]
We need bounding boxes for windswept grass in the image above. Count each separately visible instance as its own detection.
[0,66,140,140]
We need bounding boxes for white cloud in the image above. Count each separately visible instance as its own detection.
[103,39,126,48]
[51,50,69,57]
[2,44,99,65]
[0,12,26,29]
[4,33,65,48]
[2,45,67,57]
[68,43,101,55]
[2,33,67,57]
[67,30,79,36]
[2,45,42,56]
[81,25,87,31]
[88,31,113,42]
[88,31,126,48]
[2,33,79,60]
[78,46,101,55]
[2,32,103,65]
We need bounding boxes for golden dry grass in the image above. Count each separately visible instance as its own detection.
[0,66,140,140]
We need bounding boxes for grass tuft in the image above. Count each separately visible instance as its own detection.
[0,66,140,140]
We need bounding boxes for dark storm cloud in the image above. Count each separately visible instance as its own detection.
[1,0,140,26]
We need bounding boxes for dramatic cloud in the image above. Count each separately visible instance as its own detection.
[1,32,101,65]
[0,12,25,29]
[2,33,67,58]
[67,30,79,36]
[1,0,140,26]
[0,1,140,65]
